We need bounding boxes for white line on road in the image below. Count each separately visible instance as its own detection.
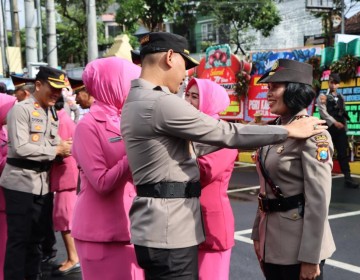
[234,226,360,274]
[328,210,360,220]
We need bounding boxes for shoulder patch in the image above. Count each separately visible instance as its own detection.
[316,142,329,162]
[314,134,328,142]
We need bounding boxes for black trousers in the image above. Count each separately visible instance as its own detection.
[3,188,50,280]
[41,192,57,259]
[328,125,351,176]
[263,260,325,280]
[134,245,198,280]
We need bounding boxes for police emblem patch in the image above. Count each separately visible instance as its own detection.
[32,111,40,117]
[31,134,40,142]
[316,142,329,162]
[315,135,328,142]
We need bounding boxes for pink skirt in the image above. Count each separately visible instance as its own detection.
[74,239,144,280]
[53,190,77,231]
[199,248,232,280]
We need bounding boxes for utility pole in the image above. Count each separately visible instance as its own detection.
[87,0,98,62]
[0,0,9,77]
[25,0,38,68]
[341,0,345,34]
[35,0,43,61]
[10,0,21,47]
[46,0,58,67]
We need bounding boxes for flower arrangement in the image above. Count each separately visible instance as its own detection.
[306,56,322,90]
[235,71,251,97]
[330,55,359,82]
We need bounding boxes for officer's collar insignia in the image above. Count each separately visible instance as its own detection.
[315,135,328,142]
[316,142,329,162]
[34,102,40,109]
[32,111,40,117]
[277,145,284,154]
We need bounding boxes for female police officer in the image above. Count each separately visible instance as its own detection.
[251,59,336,280]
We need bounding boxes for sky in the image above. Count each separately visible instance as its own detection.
[3,0,360,30]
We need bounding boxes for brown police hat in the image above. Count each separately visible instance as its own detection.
[35,66,67,89]
[68,77,85,92]
[10,74,35,89]
[258,59,313,86]
[138,32,199,70]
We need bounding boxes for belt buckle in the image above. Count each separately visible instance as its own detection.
[257,193,268,213]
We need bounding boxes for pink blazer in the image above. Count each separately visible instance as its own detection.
[50,109,78,192]
[198,148,238,251]
[71,103,136,242]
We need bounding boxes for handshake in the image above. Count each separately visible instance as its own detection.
[56,138,73,157]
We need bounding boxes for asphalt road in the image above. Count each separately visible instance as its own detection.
[44,163,360,280]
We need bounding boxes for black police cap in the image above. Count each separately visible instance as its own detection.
[137,32,199,70]
[10,74,35,89]
[68,77,85,92]
[35,66,67,89]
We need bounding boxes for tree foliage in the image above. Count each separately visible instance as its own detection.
[116,0,186,32]
[55,0,114,66]
[197,0,281,54]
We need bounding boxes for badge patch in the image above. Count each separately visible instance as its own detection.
[315,135,328,142]
[31,134,40,142]
[32,111,40,117]
[277,145,284,154]
[34,125,42,131]
[316,142,329,162]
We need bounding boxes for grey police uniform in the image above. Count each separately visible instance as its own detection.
[251,110,336,265]
[121,78,289,249]
[0,96,59,194]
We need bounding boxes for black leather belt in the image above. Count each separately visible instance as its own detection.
[7,158,52,172]
[258,193,304,214]
[136,181,201,198]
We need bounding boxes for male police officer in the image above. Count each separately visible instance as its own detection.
[0,66,72,280]
[317,73,359,189]
[121,32,327,279]
[10,74,35,102]
[68,77,94,110]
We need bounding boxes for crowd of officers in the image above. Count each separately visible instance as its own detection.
[0,31,357,280]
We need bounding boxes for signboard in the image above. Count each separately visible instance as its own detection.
[250,45,323,75]
[195,44,244,119]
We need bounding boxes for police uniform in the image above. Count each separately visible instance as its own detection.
[122,32,290,280]
[316,76,358,188]
[0,66,67,280]
[251,59,336,280]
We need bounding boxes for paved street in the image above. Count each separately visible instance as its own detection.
[44,163,360,280]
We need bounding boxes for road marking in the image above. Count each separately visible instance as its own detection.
[234,227,360,274]
[227,186,259,193]
[328,210,360,220]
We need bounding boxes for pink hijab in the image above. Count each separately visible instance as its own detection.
[186,78,230,119]
[82,57,141,113]
[0,93,17,126]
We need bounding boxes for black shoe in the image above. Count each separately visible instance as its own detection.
[52,262,81,277]
[345,179,359,189]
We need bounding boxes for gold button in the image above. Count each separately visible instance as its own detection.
[292,213,298,219]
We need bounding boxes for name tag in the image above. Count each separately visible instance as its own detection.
[109,136,122,143]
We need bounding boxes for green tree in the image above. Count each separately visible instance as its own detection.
[197,0,281,54]
[55,0,115,67]
[116,0,186,32]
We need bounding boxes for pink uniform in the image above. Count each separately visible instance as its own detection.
[0,93,17,280]
[186,78,238,280]
[71,57,144,280]
[50,109,78,231]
